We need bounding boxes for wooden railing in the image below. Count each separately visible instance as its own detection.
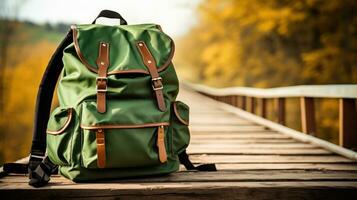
[185,83,357,149]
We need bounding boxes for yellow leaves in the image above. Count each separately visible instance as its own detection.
[1,41,57,162]
[256,7,306,35]
[177,0,357,87]
[202,40,241,85]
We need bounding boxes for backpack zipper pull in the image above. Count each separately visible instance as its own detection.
[157,125,167,163]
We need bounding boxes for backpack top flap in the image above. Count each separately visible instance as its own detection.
[71,24,175,75]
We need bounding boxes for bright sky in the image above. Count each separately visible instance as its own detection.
[10,0,202,37]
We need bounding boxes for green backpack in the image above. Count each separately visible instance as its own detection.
[2,10,215,186]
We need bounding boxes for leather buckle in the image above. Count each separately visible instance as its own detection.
[96,77,108,92]
[152,77,163,91]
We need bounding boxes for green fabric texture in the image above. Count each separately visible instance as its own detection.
[46,23,190,182]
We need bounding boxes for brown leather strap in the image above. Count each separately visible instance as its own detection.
[96,42,110,113]
[96,129,106,168]
[136,41,166,111]
[157,126,167,163]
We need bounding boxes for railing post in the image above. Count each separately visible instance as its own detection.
[233,95,239,107]
[300,97,316,136]
[339,98,357,149]
[249,97,255,113]
[277,98,285,125]
[260,98,267,118]
[241,96,246,110]
[229,95,235,105]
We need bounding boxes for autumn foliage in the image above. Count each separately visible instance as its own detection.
[0,40,57,163]
[176,0,357,87]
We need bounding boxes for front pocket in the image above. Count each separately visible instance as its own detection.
[46,107,74,166]
[80,100,170,169]
[171,101,190,154]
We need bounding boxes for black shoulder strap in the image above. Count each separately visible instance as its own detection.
[2,29,73,186]
[28,29,73,171]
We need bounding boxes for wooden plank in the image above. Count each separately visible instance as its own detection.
[189,155,356,163]
[187,148,332,155]
[3,170,357,183]
[204,163,357,171]
[188,143,319,149]
[191,130,278,135]
[339,98,357,149]
[189,111,229,115]
[300,97,316,135]
[190,138,300,144]
[2,175,357,188]
[190,118,254,125]
[189,113,238,118]
[191,133,291,139]
[190,125,267,132]
[2,178,357,200]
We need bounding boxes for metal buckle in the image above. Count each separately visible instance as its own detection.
[152,77,163,91]
[29,154,45,160]
[152,85,163,91]
[96,77,108,92]
[96,77,108,82]
[152,77,162,82]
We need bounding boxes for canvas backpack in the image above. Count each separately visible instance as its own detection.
[3,10,216,187]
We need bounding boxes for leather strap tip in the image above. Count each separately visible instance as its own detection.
[158,105,166,112]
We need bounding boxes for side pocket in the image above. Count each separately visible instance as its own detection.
[171,101,190,155]
[46,107,74,166]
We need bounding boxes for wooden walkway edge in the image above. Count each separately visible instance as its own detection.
[1,87,357,199]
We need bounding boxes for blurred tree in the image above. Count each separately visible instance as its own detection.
[176,0,357,87]
[1,41,57,163]
[0,0,26,163]
[0,0,26,111]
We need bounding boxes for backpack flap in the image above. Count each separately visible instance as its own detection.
[71,24,174,75]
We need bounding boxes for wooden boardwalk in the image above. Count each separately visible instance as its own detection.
[1,88,357,199]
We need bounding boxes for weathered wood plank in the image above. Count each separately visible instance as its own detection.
[187,148,332,155]
[190,125,267,132]
[189,143,318,149]
[190,138,298,144]
[191,133,291,139]
[189,155,356,163]
[2,179,357,200]
[190,120,254,125]
[3,170,357,184]
[201,163,357,171]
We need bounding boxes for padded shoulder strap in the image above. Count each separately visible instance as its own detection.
[29,29,73,171]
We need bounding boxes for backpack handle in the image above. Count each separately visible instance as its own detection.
[92,10,128,25]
